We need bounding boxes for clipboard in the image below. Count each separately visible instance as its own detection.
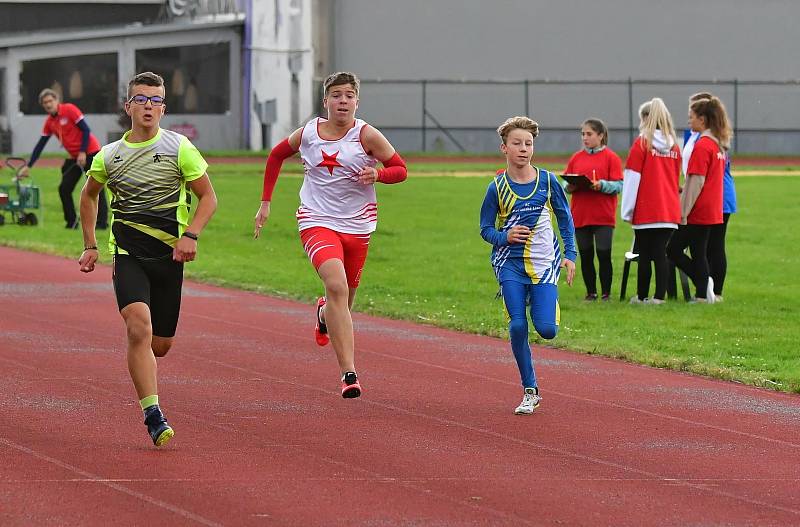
[561,173,593,190]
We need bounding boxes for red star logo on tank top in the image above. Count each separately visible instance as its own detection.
[317,149,343,176]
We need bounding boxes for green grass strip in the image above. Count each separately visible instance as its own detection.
[2,165,798,392]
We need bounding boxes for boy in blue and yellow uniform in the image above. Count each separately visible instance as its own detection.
[78,72,218,446]
[480,116,576,415]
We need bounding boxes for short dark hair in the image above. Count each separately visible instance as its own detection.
[323,71,359,97]
[38,88,59,104]
[127,71,165,98]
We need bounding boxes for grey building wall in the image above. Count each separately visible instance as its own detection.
[325,0,800,153]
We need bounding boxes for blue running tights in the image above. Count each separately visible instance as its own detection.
[501,281,559,388]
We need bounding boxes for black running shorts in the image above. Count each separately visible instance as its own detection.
[112,253,184,337]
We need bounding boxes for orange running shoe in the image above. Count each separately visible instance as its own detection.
[341,371,362,398]
[315,296,330,346]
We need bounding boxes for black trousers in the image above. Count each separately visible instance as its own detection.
[60,155,108,228]
[707,213,731,296]
[634,228,674,301]
[575,225,614,296]
[667,224,715,299]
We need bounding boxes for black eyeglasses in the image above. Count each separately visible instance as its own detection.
[128,95,165,106]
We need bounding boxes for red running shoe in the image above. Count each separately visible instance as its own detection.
[341,371,362,398]
[315,297,330,346]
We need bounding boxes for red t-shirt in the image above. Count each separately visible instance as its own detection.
[625,137,681,225]
[42,103,101,158]
[564,147,623,228]
[686,136,724,225]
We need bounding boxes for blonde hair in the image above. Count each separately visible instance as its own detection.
[497,116,540,144]
[638,98,677,150]
[323,71,360,96]
[690,96,733,150]
[38,88,59,104]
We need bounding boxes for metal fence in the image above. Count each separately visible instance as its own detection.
[354,79,800,154]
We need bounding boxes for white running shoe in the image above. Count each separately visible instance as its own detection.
[646,298,666,305]
[629,296,645,304]
[514,387,541,415]
[706,277,716,304]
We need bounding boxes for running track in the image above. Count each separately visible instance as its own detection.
[1,246,799,526]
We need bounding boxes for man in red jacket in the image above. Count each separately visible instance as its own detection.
[20,89,108,229]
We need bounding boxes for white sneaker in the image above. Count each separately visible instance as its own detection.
[706,277,716,304]
[629,296,645,304]
[514,387,541,415]
[646,298,665,305]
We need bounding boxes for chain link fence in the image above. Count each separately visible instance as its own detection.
[353,79,800,155]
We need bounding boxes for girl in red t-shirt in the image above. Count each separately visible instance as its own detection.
[564,119,623,301]
[667,96,731,303]
[620,98,682,304]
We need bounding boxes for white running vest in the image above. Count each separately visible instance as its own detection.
[297,118,378,234]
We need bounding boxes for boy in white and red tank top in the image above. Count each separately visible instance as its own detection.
[296,117,378,234]
[254,72,407,399]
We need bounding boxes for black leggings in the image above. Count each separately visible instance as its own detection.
[707,213,730,296]
[575,225,614,296]
[667,224,714,299]
[633,228,673,301]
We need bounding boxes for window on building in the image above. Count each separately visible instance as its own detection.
[135,43,230,114]
[0,68,6,116]
[19,53,118,114]
[0,67,9,153]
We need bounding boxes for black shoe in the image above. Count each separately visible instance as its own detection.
[96,224,108,230]
[341,371,362,399]
[66,219,79,229]
[143,405,174,446]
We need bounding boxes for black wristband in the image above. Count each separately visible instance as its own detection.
[84,246,97,251]
[182,231,198,241]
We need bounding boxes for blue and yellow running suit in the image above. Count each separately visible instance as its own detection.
[479,168,577,389]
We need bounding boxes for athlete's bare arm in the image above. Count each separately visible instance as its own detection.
[78,177,104,273]
[175,174,218,263]
[286,126,303,150]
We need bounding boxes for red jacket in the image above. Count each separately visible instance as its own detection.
[565,147,623,228]
[686,136,724,225]
[42,103,101,157]
[625,136,681,225]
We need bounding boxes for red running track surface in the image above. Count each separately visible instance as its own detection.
[1,246,799,526]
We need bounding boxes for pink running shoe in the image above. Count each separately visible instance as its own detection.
[341,371,362,398]
[315,297,330,346]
